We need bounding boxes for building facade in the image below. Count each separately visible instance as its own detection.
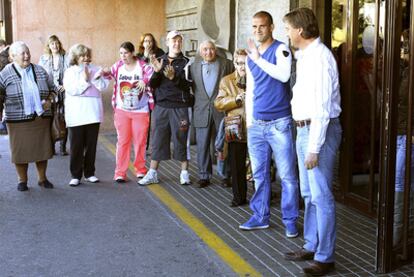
[1,0,413,273]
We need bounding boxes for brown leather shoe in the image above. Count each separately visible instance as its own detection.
[197,179,210,188]
[284,248,315,261]
[303,261,335,276]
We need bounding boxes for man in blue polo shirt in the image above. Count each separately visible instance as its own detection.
[239,11,299,238]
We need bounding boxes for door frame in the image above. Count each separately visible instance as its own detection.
[324,0,408,272]
[377,0,414,272]
[0,0,12,43]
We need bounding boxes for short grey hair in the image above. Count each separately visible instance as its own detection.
[198,40,216,54]
[9,41,29,56]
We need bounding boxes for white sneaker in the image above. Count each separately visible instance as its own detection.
[69,178,80,187]
[138,171,159,186]
[137,173,145,178]
[180,170,191,185]
[115,176,126,183]
[85,176,100,183]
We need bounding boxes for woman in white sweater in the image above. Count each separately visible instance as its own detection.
[63,44,109,187]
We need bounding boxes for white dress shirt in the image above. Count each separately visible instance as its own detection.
[292,37,342,153]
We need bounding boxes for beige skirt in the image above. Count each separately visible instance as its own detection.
[7,117,53,163]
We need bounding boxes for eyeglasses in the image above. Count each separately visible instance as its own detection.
[235,62,245,66]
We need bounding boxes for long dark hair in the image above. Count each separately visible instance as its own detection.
[137,33,159,56]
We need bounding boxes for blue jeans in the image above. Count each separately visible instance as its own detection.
[393,135,414,245]
[395,135,414,192]
[247,116,299,228]
[216,158,229,179]
[296,118,342,263]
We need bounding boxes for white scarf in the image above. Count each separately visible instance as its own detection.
[15,63,44,116]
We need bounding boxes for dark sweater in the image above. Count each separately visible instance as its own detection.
[137,47,165,63]
[149,52,193,108]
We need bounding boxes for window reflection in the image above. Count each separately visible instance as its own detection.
[394,8,414,246]
[349,0,379,198]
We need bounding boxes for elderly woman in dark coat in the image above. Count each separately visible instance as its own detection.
[0,41,60,191]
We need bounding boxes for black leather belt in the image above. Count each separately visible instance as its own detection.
[295,119,311,127]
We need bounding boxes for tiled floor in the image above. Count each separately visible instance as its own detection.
[104,134,414,276]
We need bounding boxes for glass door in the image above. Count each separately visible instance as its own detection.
[392,0,414,264]
[326,0,413,271]
[331,0,382,215]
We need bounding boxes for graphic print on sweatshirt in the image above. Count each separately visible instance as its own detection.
[116,65,149,113]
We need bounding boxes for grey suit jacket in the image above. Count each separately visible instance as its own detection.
[190,56,234,128]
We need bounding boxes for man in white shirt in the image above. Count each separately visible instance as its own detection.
[283,8,342,277]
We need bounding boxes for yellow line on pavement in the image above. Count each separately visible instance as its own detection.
[99,135,260,277]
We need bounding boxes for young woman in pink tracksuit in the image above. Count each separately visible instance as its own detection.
[104,42,154,182]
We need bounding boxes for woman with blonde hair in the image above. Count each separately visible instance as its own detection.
[38,35,69,155]
[63,44,109,187]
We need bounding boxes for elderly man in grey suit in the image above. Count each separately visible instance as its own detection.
[191,40,234,188]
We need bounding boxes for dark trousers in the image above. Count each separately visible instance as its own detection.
[228,142,247,203]
[196,118,221,180]
[146,110,152,150]
[68,123,100,179]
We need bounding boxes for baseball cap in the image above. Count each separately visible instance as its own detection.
[166,30,183,40]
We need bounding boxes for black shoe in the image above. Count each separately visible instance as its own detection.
[239,200,249,206]
[221,178,231,188]
[230,199,248,207]
[229,201,238,207]
[38,179,54,189]
[17,182,28,191]
[197,179,210,188]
